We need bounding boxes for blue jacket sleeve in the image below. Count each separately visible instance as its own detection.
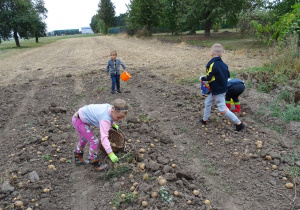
[120,60,126,70]
[106,61,110,73]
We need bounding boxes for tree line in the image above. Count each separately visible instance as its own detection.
[0,0,298,47]
[0,0,47,47]
[91,0,299,46]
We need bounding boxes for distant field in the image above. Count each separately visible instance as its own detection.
[153,29,267,51]
[0,34,101,59]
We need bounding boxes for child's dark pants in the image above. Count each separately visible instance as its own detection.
[225,83,245,103]
[111,74,120,91]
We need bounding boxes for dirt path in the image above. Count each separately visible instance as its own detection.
[0,35,299,210]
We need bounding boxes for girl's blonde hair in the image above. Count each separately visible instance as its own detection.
[211,43,224,57]
[112,99,128,114]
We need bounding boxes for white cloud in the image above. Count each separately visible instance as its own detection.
[44,0,130,32]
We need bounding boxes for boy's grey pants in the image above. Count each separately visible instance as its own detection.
[203,93,240,124]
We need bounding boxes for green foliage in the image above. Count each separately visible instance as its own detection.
[101,152,134,180]
[102,165,132,180]
[252,3,300,46]
[126,0,161,36]
[159,186,173,203]
[138,114,149,122]
[112,192,138,207]
[0,0,47,47]
[98,0,115,34]
[90,0,115,34]
[42,154,52,161]
[76,93,84,100]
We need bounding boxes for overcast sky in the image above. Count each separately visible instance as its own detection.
[44,0,130,32]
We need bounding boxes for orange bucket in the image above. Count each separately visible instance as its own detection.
[120,71,131,82]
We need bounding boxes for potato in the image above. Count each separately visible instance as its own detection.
[187,200,192,205]
[121,194,126,198]
[150,143,155,148]
[14,201,23,207]
[143,174,148,181]
[48,164,56,170]
[138,163,146,170]
[174,191,179,196]
[265,155,272,161]
[204,200,211,205]
[272,165,278,170]
[133,182,139,187]
[139,148,146,153]
[151,191,158,198]
[43,188,50,193]
[256,144,263,149]
[129,174,134,179]
[130,186,135,192]
[255,140,262,145]
[171,164,176,168]
[158,178,167,186]
[142,201,148,207]
[285,183,294,189]
[233,152,239,157]
[193,190,200,196]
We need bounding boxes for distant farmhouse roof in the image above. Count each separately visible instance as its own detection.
[81,27,93,34]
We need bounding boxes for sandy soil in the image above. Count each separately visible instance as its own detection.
[0,35,299,210]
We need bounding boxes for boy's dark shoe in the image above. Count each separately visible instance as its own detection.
[117,90,122,93]
[236,122,246,132]
[200,119,207,125]
[111,91,115,94]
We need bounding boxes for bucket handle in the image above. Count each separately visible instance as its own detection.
[201,81,210,90]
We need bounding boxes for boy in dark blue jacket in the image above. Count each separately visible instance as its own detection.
[106,50,127,94]
[226,79,245,113]
[199,44,246,132]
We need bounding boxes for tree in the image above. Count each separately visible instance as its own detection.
[126,0,161,36]
[194,0,252,38]
[97,0,115,34]
[32,0,48,43]
[159,0,181,34]
[252,2,300,46]
[114,13,127,27]
[90,15,99,33]
[0,0,47,47]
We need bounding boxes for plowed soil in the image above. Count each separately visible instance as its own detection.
[0,35,299,210]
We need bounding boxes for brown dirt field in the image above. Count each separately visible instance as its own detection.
[0,35,299,210]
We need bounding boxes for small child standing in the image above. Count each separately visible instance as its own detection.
[106,50,127,94]
[199,43,246,132]
[72,99,128,171]
[226,78,245,114]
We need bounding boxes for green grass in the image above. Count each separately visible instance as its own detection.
[42,154,52,161]
[178,76,199,85]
